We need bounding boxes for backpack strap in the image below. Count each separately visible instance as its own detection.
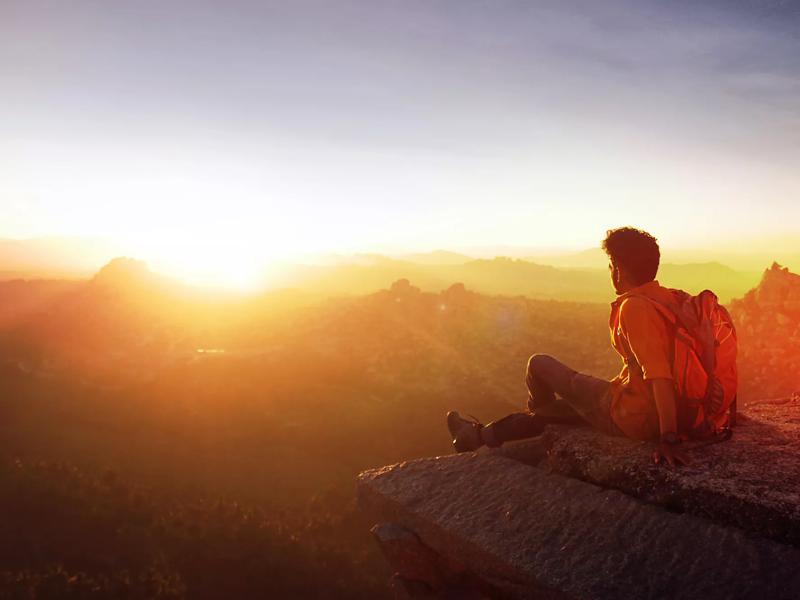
[619,293,691,353]
[623,292,716,379]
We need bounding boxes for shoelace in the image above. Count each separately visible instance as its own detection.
[465,414,484,428]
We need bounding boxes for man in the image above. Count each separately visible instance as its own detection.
[447,226,690,467]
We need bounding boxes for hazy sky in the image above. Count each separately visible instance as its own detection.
[2,0,800,282]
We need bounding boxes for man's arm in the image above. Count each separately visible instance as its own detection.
[652,378,678,434]
[618,298,690,467]
[650,378,690,467]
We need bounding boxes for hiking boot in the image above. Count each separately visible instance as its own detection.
[446,411,484,453]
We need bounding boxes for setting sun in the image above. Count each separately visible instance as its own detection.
[127,231,277,291]
[148,245,269,291]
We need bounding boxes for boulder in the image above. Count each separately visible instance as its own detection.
[359,401,800,598]
[532,396,800,545]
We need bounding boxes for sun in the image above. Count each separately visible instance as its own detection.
[132,232,278,292]
[153,251,269,291]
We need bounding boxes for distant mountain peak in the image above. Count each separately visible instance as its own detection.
[755,261,800,303]
[91,257,153,288]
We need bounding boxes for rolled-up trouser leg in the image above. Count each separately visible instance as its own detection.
[482,354,617,446]
[526,354,615,431]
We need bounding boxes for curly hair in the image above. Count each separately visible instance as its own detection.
[602,227,660,286]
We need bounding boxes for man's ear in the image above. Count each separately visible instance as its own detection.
[611,263,629,294]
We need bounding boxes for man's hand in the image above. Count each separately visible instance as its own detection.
[652,442,691,468]
[649,378,690,468]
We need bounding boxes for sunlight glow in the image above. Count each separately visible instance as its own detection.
[131,231,280,291]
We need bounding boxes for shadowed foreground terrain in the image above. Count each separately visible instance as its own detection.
[0,260,796,597]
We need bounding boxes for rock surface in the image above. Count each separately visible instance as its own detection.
[359,452,800,599]
[503,398,800,546]
[729,262,800,399]
[359,401,800,598]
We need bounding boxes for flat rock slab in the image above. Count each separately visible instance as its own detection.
[500,399,800,546]
[359,452,800,600]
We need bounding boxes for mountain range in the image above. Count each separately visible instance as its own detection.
[0,238,775,304]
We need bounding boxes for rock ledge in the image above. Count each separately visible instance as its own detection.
[358,401,800,599]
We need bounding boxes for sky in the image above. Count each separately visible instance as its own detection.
[2,0,800,285]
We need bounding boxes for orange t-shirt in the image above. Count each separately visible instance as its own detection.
[608,280,675,441]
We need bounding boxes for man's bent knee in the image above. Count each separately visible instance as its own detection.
[526,354,558,410]
[526,353,557,379]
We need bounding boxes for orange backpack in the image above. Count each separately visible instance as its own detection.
[635,290,738,437]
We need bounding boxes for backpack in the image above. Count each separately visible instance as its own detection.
[634,289,738,438]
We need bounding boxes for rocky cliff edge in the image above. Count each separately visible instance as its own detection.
[358,398,800,599]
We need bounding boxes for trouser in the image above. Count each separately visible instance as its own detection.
[481,353,619,447]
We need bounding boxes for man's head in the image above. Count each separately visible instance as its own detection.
[602,227,660,294]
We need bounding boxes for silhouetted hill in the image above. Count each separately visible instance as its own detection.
[0,243,764,304]
[0,259,321,385]
[273,255,758,303]
[658,262,758,305]
[527,242,800,274]
[729,262,800,401]
[5,259,189,365]
[0,237,121,278]
[90,256,155,288]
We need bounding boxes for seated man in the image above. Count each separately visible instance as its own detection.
[447,226,692,467]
